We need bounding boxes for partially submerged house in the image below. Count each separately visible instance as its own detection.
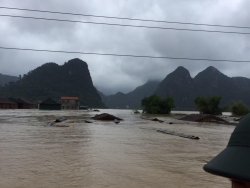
[0,97,18,109]
[179,114,227,123]
[39,98,61,110]
[8,97,33,109]
[61,96,79,110]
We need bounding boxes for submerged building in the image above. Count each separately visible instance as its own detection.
[0,97,18,109]
[61,96,79,110]
[39,98,61,110]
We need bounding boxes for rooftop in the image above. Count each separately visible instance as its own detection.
[61,96,79,100]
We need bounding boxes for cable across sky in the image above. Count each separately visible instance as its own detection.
[1,46,250,63]
[1,14,250,35]
[0,6,250,30]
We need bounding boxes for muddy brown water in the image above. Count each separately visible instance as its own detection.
[0,109,234,188]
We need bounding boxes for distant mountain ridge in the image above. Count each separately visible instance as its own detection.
[0,73,18,86]
[101,66,250,109]
[155,66,250,109]
[0,58,105,108]
[100,80,160,109]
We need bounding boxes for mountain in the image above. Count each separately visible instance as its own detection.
[0,58,105,108]
[155,66,196,109]
[155,66,250,109]
[194,66,244,107]
[101,80,160,109]
[0,73,18,86]
[232,77,250,93]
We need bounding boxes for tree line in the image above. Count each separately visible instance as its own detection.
[141,94,250,116]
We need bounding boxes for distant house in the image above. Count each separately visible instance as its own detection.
[61,96,79,110]
[0,97,18,109]
[39,98,61,110]
[8,97,33,109]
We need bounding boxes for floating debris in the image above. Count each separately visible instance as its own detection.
[92,113,123,121]
[157,128,200,140]
[152,118,164,123]
[133,109,140,114]
[45,122,54,127]
[141,116,164,123]
[93,109,100,112]
[113,119,120,124]
[85,120,93,123]
[55,117,67,122]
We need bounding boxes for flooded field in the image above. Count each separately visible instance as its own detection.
[0,109,235,188]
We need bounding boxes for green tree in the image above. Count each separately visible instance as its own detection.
[195,95,222,115]
[231,101,250,116]
[141,94,174,114]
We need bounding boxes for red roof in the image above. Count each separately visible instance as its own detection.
[61,96,79,100]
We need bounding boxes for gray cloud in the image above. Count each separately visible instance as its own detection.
[0,0,250,95]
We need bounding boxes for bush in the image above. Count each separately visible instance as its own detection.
[195,95,222,115]
[141,94,174,114]
[231,101,250,116]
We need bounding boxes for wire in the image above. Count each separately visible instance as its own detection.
[1,14,250,35]
[1,46,250,62]
[0,6,249,30]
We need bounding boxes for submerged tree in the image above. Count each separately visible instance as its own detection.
[231,101,250,116]
[141,94,174,114]
[195,95,222,115]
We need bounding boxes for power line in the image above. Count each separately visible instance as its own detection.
[1,46,250,63]
[0,6,249,30]
[1,14,250,35]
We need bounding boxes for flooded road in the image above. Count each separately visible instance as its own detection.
[0,109,234,187]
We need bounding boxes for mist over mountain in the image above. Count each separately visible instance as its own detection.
[100,80,160,109]
[0,73,18,86]
[0,58,105,108]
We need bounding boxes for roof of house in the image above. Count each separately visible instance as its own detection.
[179,114,227,123]
[61,96,79,100]
[41,98,60,105]
[17,98,31,104]
[92,113,123,121]
[0,97,16,104]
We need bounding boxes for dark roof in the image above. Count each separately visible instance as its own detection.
[17,98,31,104]
[8,97,18,103]
[41,98,60,105]
[0,97,16,104]
[179,114,227,123]
[92,113,123,121]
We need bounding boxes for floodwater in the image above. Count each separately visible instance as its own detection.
[0,109,235,188]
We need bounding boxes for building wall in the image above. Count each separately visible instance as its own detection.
[39,104,61,110]
[0,103,18,109]
[61,100,79,110]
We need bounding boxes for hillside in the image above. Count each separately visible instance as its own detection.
[0,58,105,108]
[155,66,250,109]
[0,73,18,86]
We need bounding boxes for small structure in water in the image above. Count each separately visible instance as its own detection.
[61,96,79,110]
[113,119,120,124]
[157,128,200,140]
[39,98,61,110]
[92,113,123,121]
[179,114,227,123]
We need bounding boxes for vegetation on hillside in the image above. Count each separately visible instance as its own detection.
[141,94,174,114]
[231,101,250,116]
[195,95,222,115]
[0,59,105,108]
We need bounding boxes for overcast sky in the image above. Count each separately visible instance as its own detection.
[1,0,250,95]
